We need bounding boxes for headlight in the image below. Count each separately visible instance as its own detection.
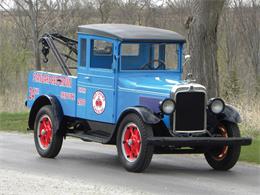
[160,98,175,115]
[208,98,225,114]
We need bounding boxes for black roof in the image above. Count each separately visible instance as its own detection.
[78,24,186,43]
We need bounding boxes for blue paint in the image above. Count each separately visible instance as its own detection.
[139,97,162,113]
[27,27,185,130]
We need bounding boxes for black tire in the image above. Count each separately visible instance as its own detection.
[117,113,154,172]
[204,121,241,170]
[34,105,63,158]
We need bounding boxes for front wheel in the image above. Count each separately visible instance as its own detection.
[204,121,241,170]
[117,113,154,172]
[34,105,63,158]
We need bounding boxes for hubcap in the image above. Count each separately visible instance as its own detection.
[213,124,229,161]
[121,123,142,162]
[37,115,53,150]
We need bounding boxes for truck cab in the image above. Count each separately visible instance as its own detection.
[76,24,185,127]
[26,24,251,172]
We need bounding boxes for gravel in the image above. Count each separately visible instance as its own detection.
[0,169,149,195]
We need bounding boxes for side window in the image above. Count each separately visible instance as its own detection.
[122,44,139,56]
[90,40,113,69]
[80,39,87,67]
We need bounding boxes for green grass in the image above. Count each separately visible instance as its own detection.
[0,112,259,164]
[0,112,28,133]
[239,136,260,164]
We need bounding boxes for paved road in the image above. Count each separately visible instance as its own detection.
[0,132,259,195]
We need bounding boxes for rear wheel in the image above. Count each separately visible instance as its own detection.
[204,121,241,170]
[34,105,63,158]
[117,113,154,172]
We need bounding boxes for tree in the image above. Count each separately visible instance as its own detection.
[186,0,226,98]
[95,0,114,23]
[234,0,260,93]
[0,0,59,70]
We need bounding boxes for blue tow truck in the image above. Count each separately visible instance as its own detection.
[26,24,251,172]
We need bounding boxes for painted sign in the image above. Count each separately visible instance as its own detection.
[29,87,39,100]
[92,91,106,114]
[60,92,75,100]
[33,72,72,88]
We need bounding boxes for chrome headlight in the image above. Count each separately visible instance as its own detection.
[208,98,225,114]
[160,98,175,115]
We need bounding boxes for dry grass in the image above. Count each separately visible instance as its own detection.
[226,96,260,137]
[0,92,27,113]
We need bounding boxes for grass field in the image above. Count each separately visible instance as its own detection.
[239,136,260,164]
[0,112,259,164]
[0,112,28,133]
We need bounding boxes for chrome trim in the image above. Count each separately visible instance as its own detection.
[170,83,207,135]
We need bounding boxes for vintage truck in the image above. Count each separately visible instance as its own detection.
[26,24,251,172]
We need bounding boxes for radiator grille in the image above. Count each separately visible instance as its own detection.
[175,92,205,131]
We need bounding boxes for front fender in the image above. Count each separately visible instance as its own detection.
[219,104,242,123]
[118,106,161,125]
[106,106,161,145]
[207,104,242,132]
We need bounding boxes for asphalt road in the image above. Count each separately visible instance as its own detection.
[0,132,259,195]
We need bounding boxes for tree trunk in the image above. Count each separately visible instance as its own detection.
[187,0,225,98]
[28,0,41,70]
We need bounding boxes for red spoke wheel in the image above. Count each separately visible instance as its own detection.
[37,115,53,150]
[204,122,241,170]
[34,105,63,158]
[121,123,142,162]
[117,113,154,172]
[211,124,229,161]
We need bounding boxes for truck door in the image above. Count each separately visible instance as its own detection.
[77,36,116,123]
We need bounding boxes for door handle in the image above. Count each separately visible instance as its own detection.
[85,76,91,80]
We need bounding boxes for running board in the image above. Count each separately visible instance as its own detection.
[66,131,109,143]
[147,137,252,147]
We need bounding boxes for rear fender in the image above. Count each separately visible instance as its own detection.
[28,95,63,134]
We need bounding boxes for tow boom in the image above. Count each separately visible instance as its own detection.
[40,33,78,75]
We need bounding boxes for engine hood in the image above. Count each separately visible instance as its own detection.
[118,72,184,95]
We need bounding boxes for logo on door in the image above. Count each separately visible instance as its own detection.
[92,91,106,114]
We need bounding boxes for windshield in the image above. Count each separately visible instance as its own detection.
[120,43,180,71]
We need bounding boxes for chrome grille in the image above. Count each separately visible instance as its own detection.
[171,83,207,133]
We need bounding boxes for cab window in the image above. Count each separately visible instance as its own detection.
[121,43,179,71]
[80,39,87,67]
[90,40,113,69]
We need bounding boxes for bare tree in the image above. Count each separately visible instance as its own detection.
[186,0,226,98]
[95,0,115,23]
[0,0,58,70]
[234,0,260,84]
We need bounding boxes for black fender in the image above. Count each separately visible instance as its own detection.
[117,106,161,125]
[28,95,64,134]
[106,106,161,144]
[207,104,242,132]
[219,104,242,123]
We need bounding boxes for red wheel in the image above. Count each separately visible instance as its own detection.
[211,124,229,161]
[34,105,63,158]
[121,123,142,162]
[205,122,241,170]
[117,113,154,172]
[37,115,53,150]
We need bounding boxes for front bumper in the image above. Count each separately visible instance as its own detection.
[147,137,252,147]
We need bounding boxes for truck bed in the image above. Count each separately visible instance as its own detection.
[27,71,77,117]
